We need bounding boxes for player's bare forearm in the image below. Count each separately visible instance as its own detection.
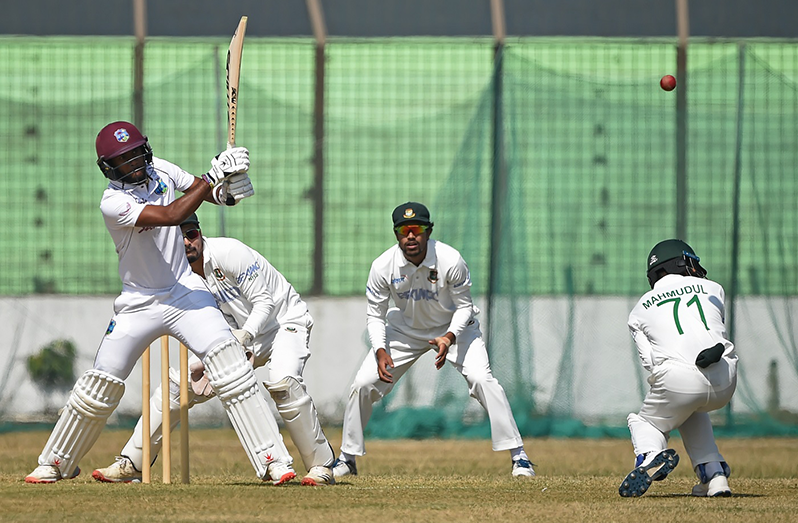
[136,178,211,227]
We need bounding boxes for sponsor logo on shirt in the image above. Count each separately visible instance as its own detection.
[391,275,407,285]
[397,288,439,302]
[236,262,261,284]
[119,203,132,217]
[105,319,116,335]
[212,286,241,304]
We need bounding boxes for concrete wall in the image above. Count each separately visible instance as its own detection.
[2,295,795,427]
[3,0,796,37]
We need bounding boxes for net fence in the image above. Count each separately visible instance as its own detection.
[1,37,796,436]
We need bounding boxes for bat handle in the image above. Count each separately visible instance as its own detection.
[224,142,236,205]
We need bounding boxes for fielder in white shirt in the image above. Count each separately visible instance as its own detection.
[92,214,335,486]
[619,239,737,498]
[25,121,296,485]
[332,202,535,479]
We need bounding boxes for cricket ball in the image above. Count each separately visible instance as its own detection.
[660,75,676,91]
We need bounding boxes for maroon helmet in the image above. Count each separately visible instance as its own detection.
[95,121,153,182]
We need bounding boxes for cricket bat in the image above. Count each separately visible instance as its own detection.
[224,16,248,204]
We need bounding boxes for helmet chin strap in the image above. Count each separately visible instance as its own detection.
[116,160,153,188]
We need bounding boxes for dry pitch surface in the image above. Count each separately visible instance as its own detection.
[1,428,796,522]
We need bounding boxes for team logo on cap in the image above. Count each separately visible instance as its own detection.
[114,128,130,143]
[649,254,658,266]
[403,208,416,219]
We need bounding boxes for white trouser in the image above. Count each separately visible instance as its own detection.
[340,316,523,456]
[628,357,737,469]
[93,274,232,380]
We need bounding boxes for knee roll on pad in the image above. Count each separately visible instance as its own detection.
[38,369,125,477]
[204,339,291,478]
[266,376,334,470]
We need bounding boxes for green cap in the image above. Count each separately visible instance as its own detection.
[181,213,200,228]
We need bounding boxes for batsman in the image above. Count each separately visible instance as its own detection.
[24,121,295,485]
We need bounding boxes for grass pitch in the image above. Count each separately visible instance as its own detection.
[1,428,797,522]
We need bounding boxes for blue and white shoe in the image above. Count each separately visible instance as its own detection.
[332,457,357,478]
[619,449,679,497]
[692,462,731,497]
[511,458,536,477]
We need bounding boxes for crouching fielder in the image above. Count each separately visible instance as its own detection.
[25,121,289,485]
[92,214,335,486]
[619,239,737,498]
[332,202,534,479]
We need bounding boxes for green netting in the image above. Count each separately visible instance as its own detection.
[1,37,797,436]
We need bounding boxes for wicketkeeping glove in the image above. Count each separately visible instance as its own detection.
[232,328,254,347]
[226,172,254,202]
[202,146,250,188]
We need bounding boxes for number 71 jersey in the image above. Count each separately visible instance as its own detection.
[627,274,735,371]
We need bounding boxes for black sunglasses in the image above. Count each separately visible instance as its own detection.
[183,229,201,240]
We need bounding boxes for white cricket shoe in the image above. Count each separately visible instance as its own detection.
[331,457,357,478]
[511,458,536,477]
[92,456,142,483]
[692,473,732,497]
[25,464,80,484]
[618,449,679,497]
[301,465,335,486]
[265,460,297,486]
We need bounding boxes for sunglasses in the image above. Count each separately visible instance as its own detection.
[394,224,429,236]
[183,228,201,240]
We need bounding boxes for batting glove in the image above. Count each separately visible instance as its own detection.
[226,173,254,202]
[202,146,250,188]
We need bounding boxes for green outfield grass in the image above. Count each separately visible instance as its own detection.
[1,428,796,522]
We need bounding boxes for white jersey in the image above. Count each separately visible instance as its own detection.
[99,157,195,293]
[200,236,309,336]
[366,239,477,350]
[628,274,736,371]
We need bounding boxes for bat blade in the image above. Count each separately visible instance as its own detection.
[226,15,247,149]
[224,16,248,205]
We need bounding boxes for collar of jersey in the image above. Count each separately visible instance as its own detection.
[653,274,688,288]
[397,239,437,269]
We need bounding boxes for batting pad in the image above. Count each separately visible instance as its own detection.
[38,369,125,477]
[204,339,291,478]
[266,376,334,470]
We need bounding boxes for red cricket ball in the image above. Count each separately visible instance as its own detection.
[660,75,676,91]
